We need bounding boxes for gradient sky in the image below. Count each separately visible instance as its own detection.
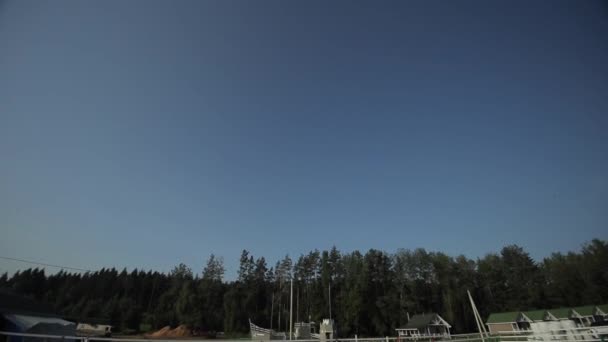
[1,1,607,279]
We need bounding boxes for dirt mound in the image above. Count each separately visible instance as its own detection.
[169,325,191,337]
[148,325,192,338]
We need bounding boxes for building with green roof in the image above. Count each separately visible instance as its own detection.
[521,310,550,321]
[486,304,608,334]
[598,304,608,318]
[570,305,605,326]
[571,305,596,317]
[547,308,571,320]
[486,312,521,334]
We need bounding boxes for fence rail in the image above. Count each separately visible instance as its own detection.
[0,328,605,342]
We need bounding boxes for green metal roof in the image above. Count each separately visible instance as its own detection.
[548,308,571,319]
[522,310,547,321]
[572,305,596,316]
[488,304,608,324]
[487,312,520,324]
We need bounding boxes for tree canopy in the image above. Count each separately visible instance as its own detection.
[1,239,606,337]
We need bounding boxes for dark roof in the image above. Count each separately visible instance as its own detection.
[399,314,448,330]
[0,290,58,317]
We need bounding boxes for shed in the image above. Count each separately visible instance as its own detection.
[396,314,451,338]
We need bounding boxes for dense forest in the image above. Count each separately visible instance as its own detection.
[1,239,607,337]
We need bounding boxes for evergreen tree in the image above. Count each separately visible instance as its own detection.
[0,240,606,336]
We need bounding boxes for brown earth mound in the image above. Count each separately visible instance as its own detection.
[149,326,172,337]
[169,325,191,337]
[148,325,192,338]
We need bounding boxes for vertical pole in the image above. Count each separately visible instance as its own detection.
[290,277,294,340]
[468,290,485,342]
[270,292,274,330]
[328,283,332,320]
[296,286,300,323]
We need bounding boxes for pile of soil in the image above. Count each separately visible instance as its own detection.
[149,326,172,337]
[148,325,192,338]
[170,325,191,337]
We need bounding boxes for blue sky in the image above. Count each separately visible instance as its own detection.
[1,1,607,279]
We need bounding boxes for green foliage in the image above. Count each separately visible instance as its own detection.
[1,241,606,336]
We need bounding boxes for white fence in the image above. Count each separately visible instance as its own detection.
[0,328,605,342]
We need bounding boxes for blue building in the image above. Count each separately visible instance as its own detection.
[0,290,76,342]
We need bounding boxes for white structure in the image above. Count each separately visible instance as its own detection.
[249,320,286,341]
[294,322,312,339]
[76,323,112,337]
[319,319,336,342]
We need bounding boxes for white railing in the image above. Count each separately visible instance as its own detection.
[0,327,604,342]
[496,326,604,341]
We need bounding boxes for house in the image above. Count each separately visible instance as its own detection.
[396,314,451,338]
[0,291,76,342]
[486,312,521,334]
[598,305,608,322]
[571,306,606,327]
[547,308,573,321]
[521,310,579,335]
[545,308,578,332]
[486,304,608,334]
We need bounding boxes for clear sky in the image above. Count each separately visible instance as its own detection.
[1,1,607,279]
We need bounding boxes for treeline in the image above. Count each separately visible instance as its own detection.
[1,240,607,337]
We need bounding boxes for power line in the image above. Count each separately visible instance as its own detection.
[0,256,93,273]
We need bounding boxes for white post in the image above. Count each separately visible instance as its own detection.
[270,292,274,330]
[290,277,293,340]
[468,290,485,342]
[329,282,332,319]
